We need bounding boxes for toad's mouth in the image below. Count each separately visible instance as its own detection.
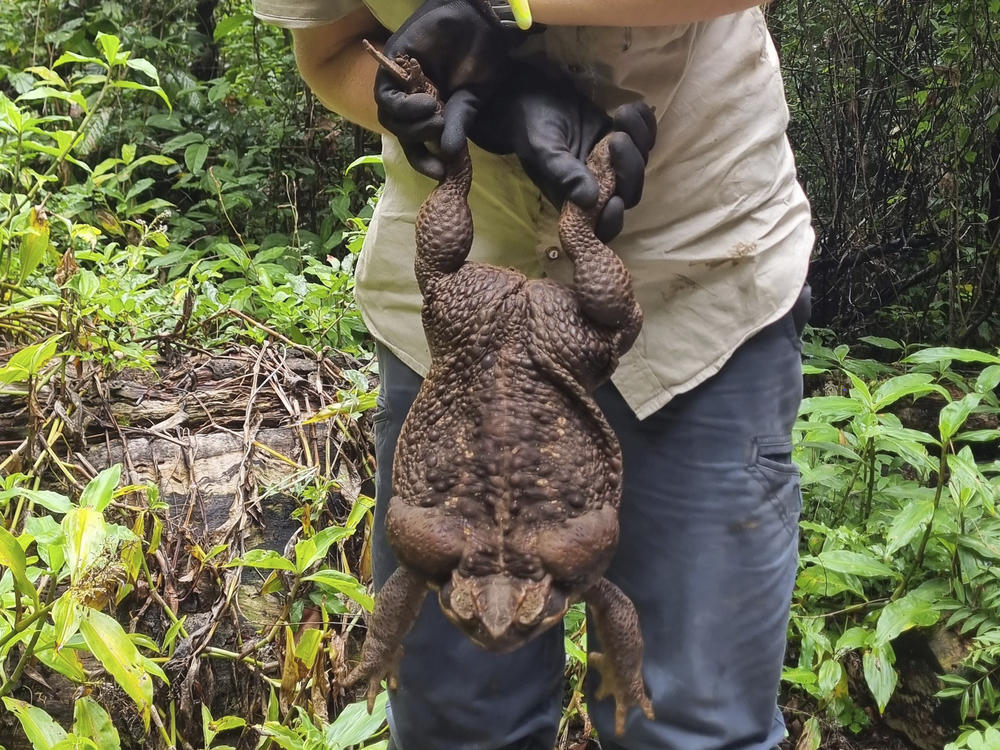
[438,570,569,652]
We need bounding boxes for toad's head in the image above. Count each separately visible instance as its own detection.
[438,569,568,652]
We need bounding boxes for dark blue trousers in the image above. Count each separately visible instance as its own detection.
[372,287,809,750]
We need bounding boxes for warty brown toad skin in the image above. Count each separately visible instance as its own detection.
[348,48,653,737]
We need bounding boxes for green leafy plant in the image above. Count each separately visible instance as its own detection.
[0,466,169,743]
[783,337,1000,744]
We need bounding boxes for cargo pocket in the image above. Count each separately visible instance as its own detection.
[747,434,802,539]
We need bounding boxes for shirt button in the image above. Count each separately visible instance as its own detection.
[546,246,560,260]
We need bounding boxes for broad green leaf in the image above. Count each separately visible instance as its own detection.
[976,365,1000,394]
[258,723,306,749]
[0,487,72,514]
[53,51,106,68]
[949,446,985,502]
[814,550,898,579]
[796,566,862,598]
[886,499,935,555]
[872,373,949,410]
[862,645,898,713]
[17,86,87,110]
[96,33,126,65]
[324,692,388,748]
[18,206,50,283]
[34,633,86,682]
[304,568,375,609]
[208,715,246,740]
[161,615,187,655]
[202,705,216,747]
[346,154,385,173]
[185,143,209,174]
[62,507,107,585]
[956,429,1000,443]
[24,515,66,556]
[111,80,171,109]
[859,336,903,351]
[781,667,816,686]
[802,364,829,375]
[125,58,160,84]
[875,419,939,444]
[835,626,873,653]
[2,698,68,749]
[0,334,64,384]
[52,737,100,750]
[796,716,822,750]
[345,494,376,531]
[294,526,352,573]
[73,697,120,750]
[873,592,939,647]
[843,371,874,408]
[53,592,81,650]
[564,632,587,665]
[293,627,323,669]
[79,610,153,726]
[797,441,861,462]
[79,465,121,511]
[231,549,296,572]
[904,347,1000,366]
[940,393,982,443]
[798,395,865,422]
[818,659,843,694]
[213,12,252,41]
[875,435,934,475]
[0,526,36,603]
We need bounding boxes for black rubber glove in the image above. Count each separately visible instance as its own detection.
[464,63,657,242]
[375,0,529,180]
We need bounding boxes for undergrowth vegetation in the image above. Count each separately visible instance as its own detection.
[1,1,999,749]
[787,337,1000,748]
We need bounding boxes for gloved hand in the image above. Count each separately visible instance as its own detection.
[375,0,530,180]
[460,63,657,242]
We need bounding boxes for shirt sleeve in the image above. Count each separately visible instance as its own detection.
[252,0,364,28]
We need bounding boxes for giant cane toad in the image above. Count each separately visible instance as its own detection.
[348,47,653,736]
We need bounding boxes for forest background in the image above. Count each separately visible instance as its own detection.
[1,1,999,749]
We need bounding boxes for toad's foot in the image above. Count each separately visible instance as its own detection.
[584,578,654,737]
[346,644,403,714]
[345,567,427,712]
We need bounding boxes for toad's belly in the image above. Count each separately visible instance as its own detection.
[392,341,619,527]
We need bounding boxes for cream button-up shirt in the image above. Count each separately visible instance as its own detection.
[254,1,814,419]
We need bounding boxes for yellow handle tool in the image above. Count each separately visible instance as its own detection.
[509,0,533,30]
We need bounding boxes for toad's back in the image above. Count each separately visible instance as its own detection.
[392,262,622,540]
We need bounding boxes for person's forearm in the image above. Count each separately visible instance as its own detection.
[291,8,387,134]
[531,0,768,27]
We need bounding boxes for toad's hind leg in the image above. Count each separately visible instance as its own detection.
[414,146,474,294]
[584,577,654,737]
[558,136,643,355]
[364,44,474,296]
[346,567,427,712]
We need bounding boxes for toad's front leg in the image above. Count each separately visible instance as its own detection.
[346,566,428,712]
[584,577,654,737]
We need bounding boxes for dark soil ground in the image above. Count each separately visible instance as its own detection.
[779,711,921,750]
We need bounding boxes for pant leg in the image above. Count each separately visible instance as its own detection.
[372,343,564,750]
[589,288,810,750]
